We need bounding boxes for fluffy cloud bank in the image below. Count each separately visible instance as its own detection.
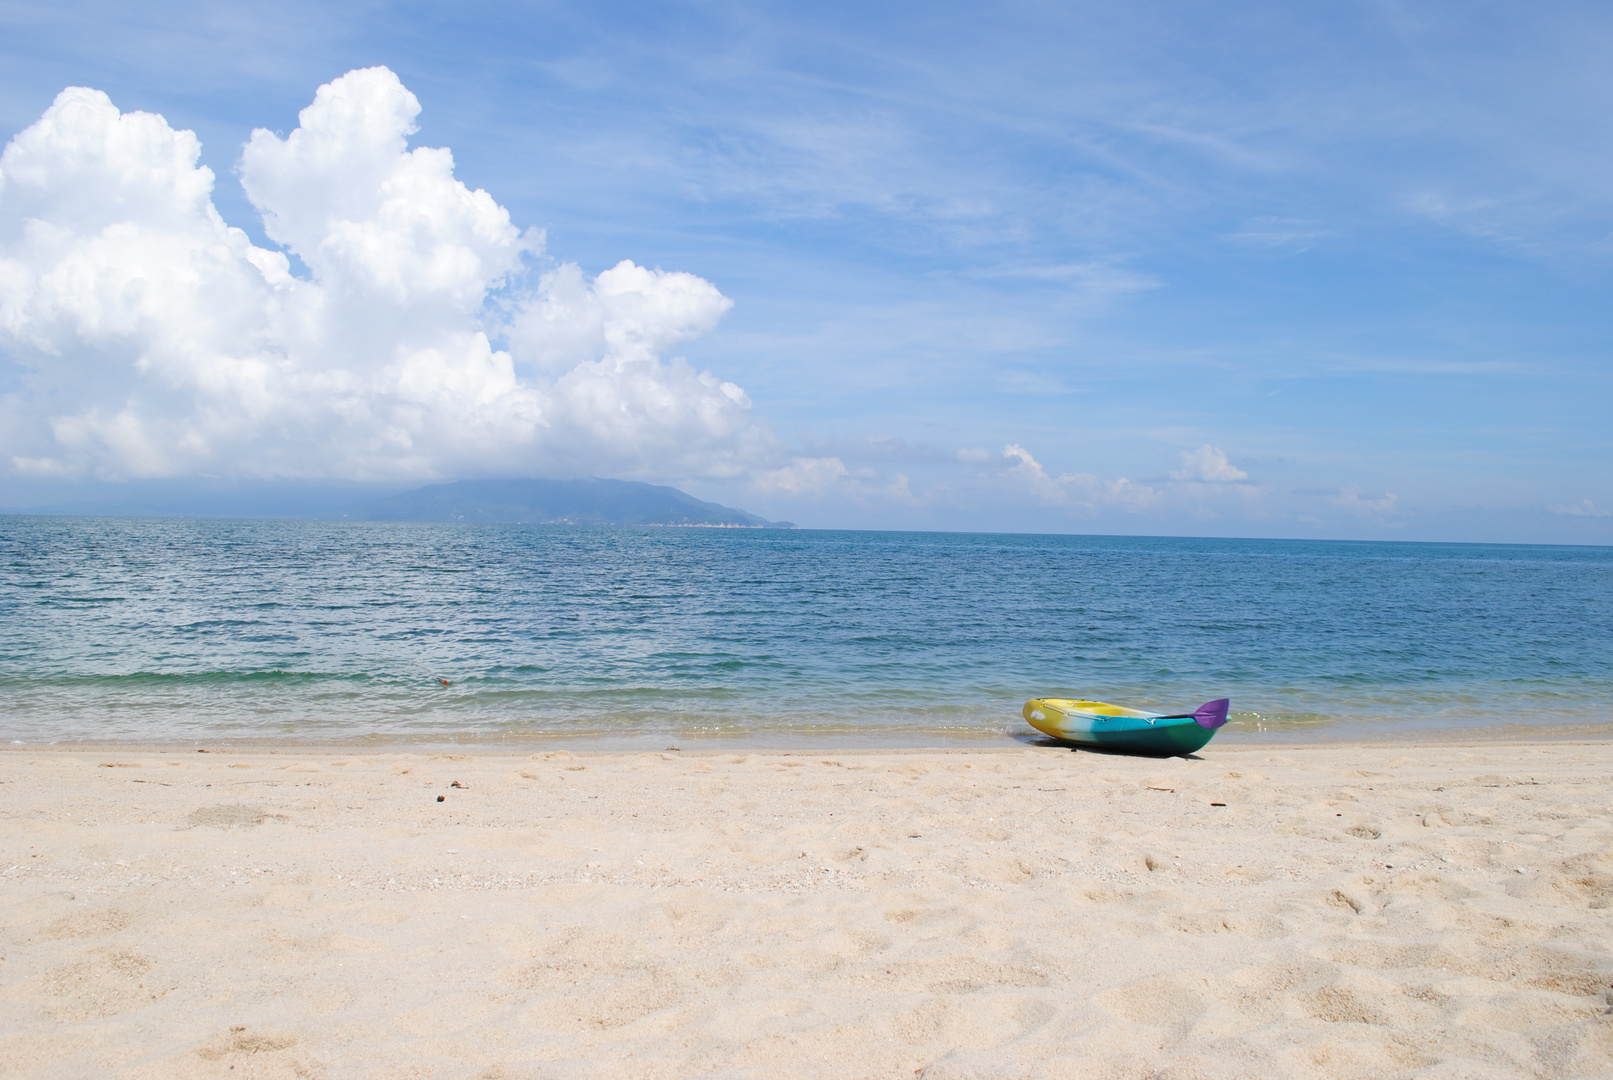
[0,68,761,482]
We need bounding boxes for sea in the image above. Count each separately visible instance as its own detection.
[1,516,1609,747]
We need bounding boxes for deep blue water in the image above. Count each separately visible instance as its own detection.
[1,516,1609,744]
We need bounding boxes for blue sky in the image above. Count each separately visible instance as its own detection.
[0,1,1609,541]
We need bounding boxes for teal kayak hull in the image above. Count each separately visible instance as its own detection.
[1023,698,1222,757]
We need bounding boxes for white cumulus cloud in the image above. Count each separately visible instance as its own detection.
[957,441,1269,520]
[1171,444,1248,483]
[0,67,763,482]
[998,443,1160,511]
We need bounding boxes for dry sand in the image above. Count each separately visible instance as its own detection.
[2,740,1610,1079]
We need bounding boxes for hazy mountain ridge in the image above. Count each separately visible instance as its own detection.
[7,478,795,528]
[358,479,795,528]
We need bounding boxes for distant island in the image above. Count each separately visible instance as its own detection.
[357,478,796,528]
[7,477,795,528]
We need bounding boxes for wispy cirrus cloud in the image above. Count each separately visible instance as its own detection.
[1550,498,1610,518]
[3,3,1610,540]
[1331,486,1399,518]
[751,456,916,505]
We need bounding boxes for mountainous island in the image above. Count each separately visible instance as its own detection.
[356,478,796,528]
[11,478,795,528]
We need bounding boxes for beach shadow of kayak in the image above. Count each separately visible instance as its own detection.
[1009,730,1206,760]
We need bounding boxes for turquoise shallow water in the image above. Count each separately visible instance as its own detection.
[1,516,1609,745]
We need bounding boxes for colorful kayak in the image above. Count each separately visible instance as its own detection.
[1022,697,1230,756]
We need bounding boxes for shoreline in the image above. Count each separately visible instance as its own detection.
[6,719,1613,755]
[4,739,1611,1077]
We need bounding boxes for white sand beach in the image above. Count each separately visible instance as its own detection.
[2,740,1610,1078]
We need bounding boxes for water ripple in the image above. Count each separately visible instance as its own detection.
[0,517,1609,743]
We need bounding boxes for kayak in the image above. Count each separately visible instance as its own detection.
[1022,697,1229,756]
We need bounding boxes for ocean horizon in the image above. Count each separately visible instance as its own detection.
[2,515,1609,748]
